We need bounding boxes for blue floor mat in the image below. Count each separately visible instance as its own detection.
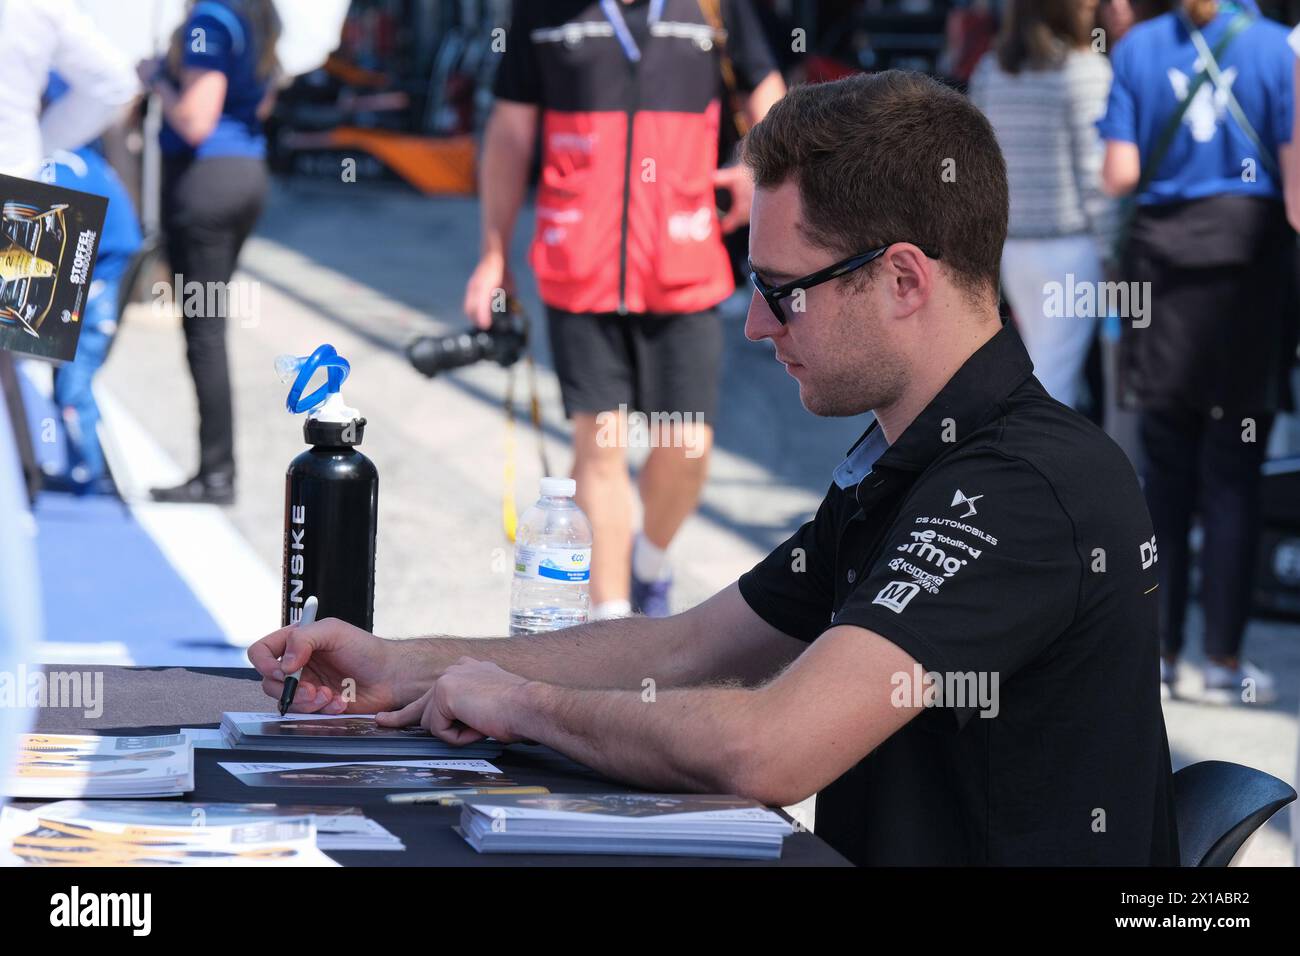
[19,359,245,667]
[32,491,248,667]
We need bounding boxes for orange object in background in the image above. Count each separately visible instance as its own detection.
[323,54,391,90]
[282,127,477,195]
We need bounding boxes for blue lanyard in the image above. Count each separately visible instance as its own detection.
[599,0,665,63]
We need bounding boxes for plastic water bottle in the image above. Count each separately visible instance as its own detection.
[509,477,593,635]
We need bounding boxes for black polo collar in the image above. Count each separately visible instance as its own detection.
[843,318,1034,493]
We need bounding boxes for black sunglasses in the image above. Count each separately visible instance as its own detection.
[749,243,942,324]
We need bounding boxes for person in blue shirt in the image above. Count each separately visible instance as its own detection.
[1098,0,1296,705]
[45,145,143,494]
[1101,0,1290,204]
[137,0,281,505]
[38,74,144,495]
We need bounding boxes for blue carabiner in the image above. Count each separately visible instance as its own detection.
[285,344,351,414]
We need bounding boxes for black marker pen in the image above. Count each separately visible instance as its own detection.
[278,595,319,716]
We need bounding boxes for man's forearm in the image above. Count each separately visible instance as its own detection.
[478,115,532,259]
[507,680,761,796]
[386,584,804,707]
[486,624,917,807]
[388,615,692,704]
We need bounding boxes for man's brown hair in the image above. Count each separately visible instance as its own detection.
[741,71,1008,305]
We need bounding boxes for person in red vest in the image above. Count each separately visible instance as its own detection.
[466,1,784,618]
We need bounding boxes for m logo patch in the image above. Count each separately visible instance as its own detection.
[873,580,921,614]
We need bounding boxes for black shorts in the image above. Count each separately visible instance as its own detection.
[545,307,723,424]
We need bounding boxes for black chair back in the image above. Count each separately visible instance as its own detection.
[1173,760,1296,866]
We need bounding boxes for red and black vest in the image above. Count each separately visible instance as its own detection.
[526,0,735,316]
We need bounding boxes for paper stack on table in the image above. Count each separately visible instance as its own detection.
[2,734,195,799]
[457,793,796,860]
[16,800,403,852]
[248,804,403,851]
[0,803,336,866]
[221,758,513,790]
[179,728,229,749]
[219,712,503,759]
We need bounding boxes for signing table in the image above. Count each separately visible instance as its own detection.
[22,666,850,867]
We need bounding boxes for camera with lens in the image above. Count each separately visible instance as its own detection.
[406,305,528,378]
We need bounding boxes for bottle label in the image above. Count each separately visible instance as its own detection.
[514,546,592,583]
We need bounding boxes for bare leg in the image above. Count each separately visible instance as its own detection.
[571,412,634,605]
[638,421,713,550]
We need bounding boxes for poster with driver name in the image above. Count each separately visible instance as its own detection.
[0,172,108,364]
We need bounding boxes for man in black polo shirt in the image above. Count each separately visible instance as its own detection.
[249,71,1179,866]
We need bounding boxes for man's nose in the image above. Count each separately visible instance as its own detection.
[744,289,781,342]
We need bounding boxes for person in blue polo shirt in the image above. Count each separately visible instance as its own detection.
[1099,0,1296,705]
[138,0,281,505]
[45,144,143,495]
[37,74,143,495]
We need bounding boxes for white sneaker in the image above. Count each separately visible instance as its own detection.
[1159,658,1177,701]
[1201,660,1277,706]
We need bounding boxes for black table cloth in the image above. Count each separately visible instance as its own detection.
[20,665,850,867]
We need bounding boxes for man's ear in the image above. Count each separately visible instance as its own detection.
[883,243,932,315]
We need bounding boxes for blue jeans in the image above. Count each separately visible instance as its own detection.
[52,283,117,484]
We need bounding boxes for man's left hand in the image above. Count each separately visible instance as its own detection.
[376,657,532,745]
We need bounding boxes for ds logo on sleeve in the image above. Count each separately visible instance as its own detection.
[873,580,921,613]
[950,489,982,518]
[1140,536,1158,570]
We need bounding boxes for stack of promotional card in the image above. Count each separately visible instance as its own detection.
[246,804,403,851]
[221,758,513,791]
[2,733,194,799]
[457,793,796,860]
[219,712,502,759]
[19,800,404,852]
[0,803,336,867]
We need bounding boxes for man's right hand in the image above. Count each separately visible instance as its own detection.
[247,617,404,714]
[463,255,512,330]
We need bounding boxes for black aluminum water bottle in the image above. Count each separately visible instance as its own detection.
[281,416,378,631]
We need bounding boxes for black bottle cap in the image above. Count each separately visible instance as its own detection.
[305,416,367,448]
